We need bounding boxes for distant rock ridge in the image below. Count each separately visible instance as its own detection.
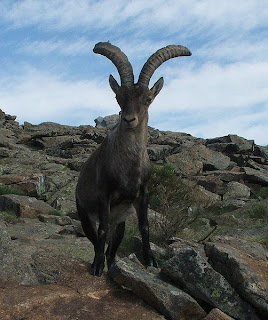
[1,109,267,214]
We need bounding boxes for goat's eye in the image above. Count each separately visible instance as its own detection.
[146,97,152,104]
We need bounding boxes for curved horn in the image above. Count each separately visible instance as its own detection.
[93,42,134,87]
[138,45,192,87]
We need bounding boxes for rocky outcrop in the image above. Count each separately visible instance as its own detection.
[0,173,46,197]
[1,208,268,319]
[0,220,39,285]
[222,181,251,200]
[203,308,235,320]
[161,248,259,320]
[1,108,268,319]
[243,167,268,186]
[0,225,164,320]
[0,194,55,217]
[0,281,165,320]
[205,242,268,318]
[94,114,120,128]
[1,109,268,214]
[109,258,206,320]
[0,218,164,320]
[206,135,255,154]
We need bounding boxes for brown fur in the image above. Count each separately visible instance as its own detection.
[76,81,162,276]
[75,42,190,276]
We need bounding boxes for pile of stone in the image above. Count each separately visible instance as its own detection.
[0,212,267,319]
[1,109,268,319]
[1,110,267,215]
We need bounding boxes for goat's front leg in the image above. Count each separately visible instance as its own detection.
[106,221,125,270]
[91,198,110,276]
[137,186,158,268]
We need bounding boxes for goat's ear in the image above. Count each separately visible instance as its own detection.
[150,77,164,97]
[109,74,120,94]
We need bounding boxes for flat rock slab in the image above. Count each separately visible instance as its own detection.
[161,248,260,320]
[166,144,230,176]
[0,220,164,320]
[109,258,206,320]
[243,167,268,186]
[205,242,268,318]
[0,194,54,217]
[0,173,46,197]
[0,278,164,320]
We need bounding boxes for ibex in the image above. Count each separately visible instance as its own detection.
[76,42,191,276]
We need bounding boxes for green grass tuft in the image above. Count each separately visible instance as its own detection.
[249,204,268,219]
[48,210,65,216]
[0,184,25,196]
[0,210,19,224]
[256,187,268,199]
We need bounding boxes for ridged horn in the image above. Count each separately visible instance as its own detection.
[138,45,192,87]
[93,42,134,87]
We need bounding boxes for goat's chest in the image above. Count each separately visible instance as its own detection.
[117,164,143,196]
[106,143,150,198]
[109,160,147,199]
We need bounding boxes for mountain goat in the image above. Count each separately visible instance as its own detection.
[76,42,191,276]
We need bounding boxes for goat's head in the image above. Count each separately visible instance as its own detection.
[93,42,191,129]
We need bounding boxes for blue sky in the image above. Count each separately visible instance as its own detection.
[0,0,267,145]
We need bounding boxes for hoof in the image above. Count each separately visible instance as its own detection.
[90,261,105,276]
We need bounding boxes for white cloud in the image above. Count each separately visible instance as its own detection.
[0,0,267,146]
[148,59,268,145]
[150,107,268,146]
[1,59,267,145]
[197,38,268,64]
[2,1,267,69]
[0,0,128,30]
[2,0,267,35]
[0,67,117,125]
[153,61,268,112]
[184,110,268,146]
[18,38,92,56]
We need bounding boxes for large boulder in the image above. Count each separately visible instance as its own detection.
[161,248,260,320]
[223,181,251,200]
[0,221,38,285]
[202,169,245,182]
[0,217,164,320]
[109,258,206,320]
[166,152,203,176]
[0,271,164,320]
[203,308,235,320]
[147,144,172,162]
[23,121,83,137]
[166,145,230,177]
[205,242,268,318]
[0,194,55,217]
[149,129,201,147]
[0,173,47,197]
[94,114,119,129]
[255,145,268,161]
[243,167,268,186]
[194,175,225,195]
[206,135,254,154]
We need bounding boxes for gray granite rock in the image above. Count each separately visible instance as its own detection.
[161,248,260,320]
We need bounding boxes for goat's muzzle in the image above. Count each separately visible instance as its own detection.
[122,114,138,128]
[123,117,136,124]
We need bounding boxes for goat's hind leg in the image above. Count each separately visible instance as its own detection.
[76,202,98,272]
[77,203,98,247]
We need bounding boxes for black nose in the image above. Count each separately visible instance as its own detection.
[123,117,136,124]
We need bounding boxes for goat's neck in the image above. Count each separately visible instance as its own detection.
[117,118,148,151]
